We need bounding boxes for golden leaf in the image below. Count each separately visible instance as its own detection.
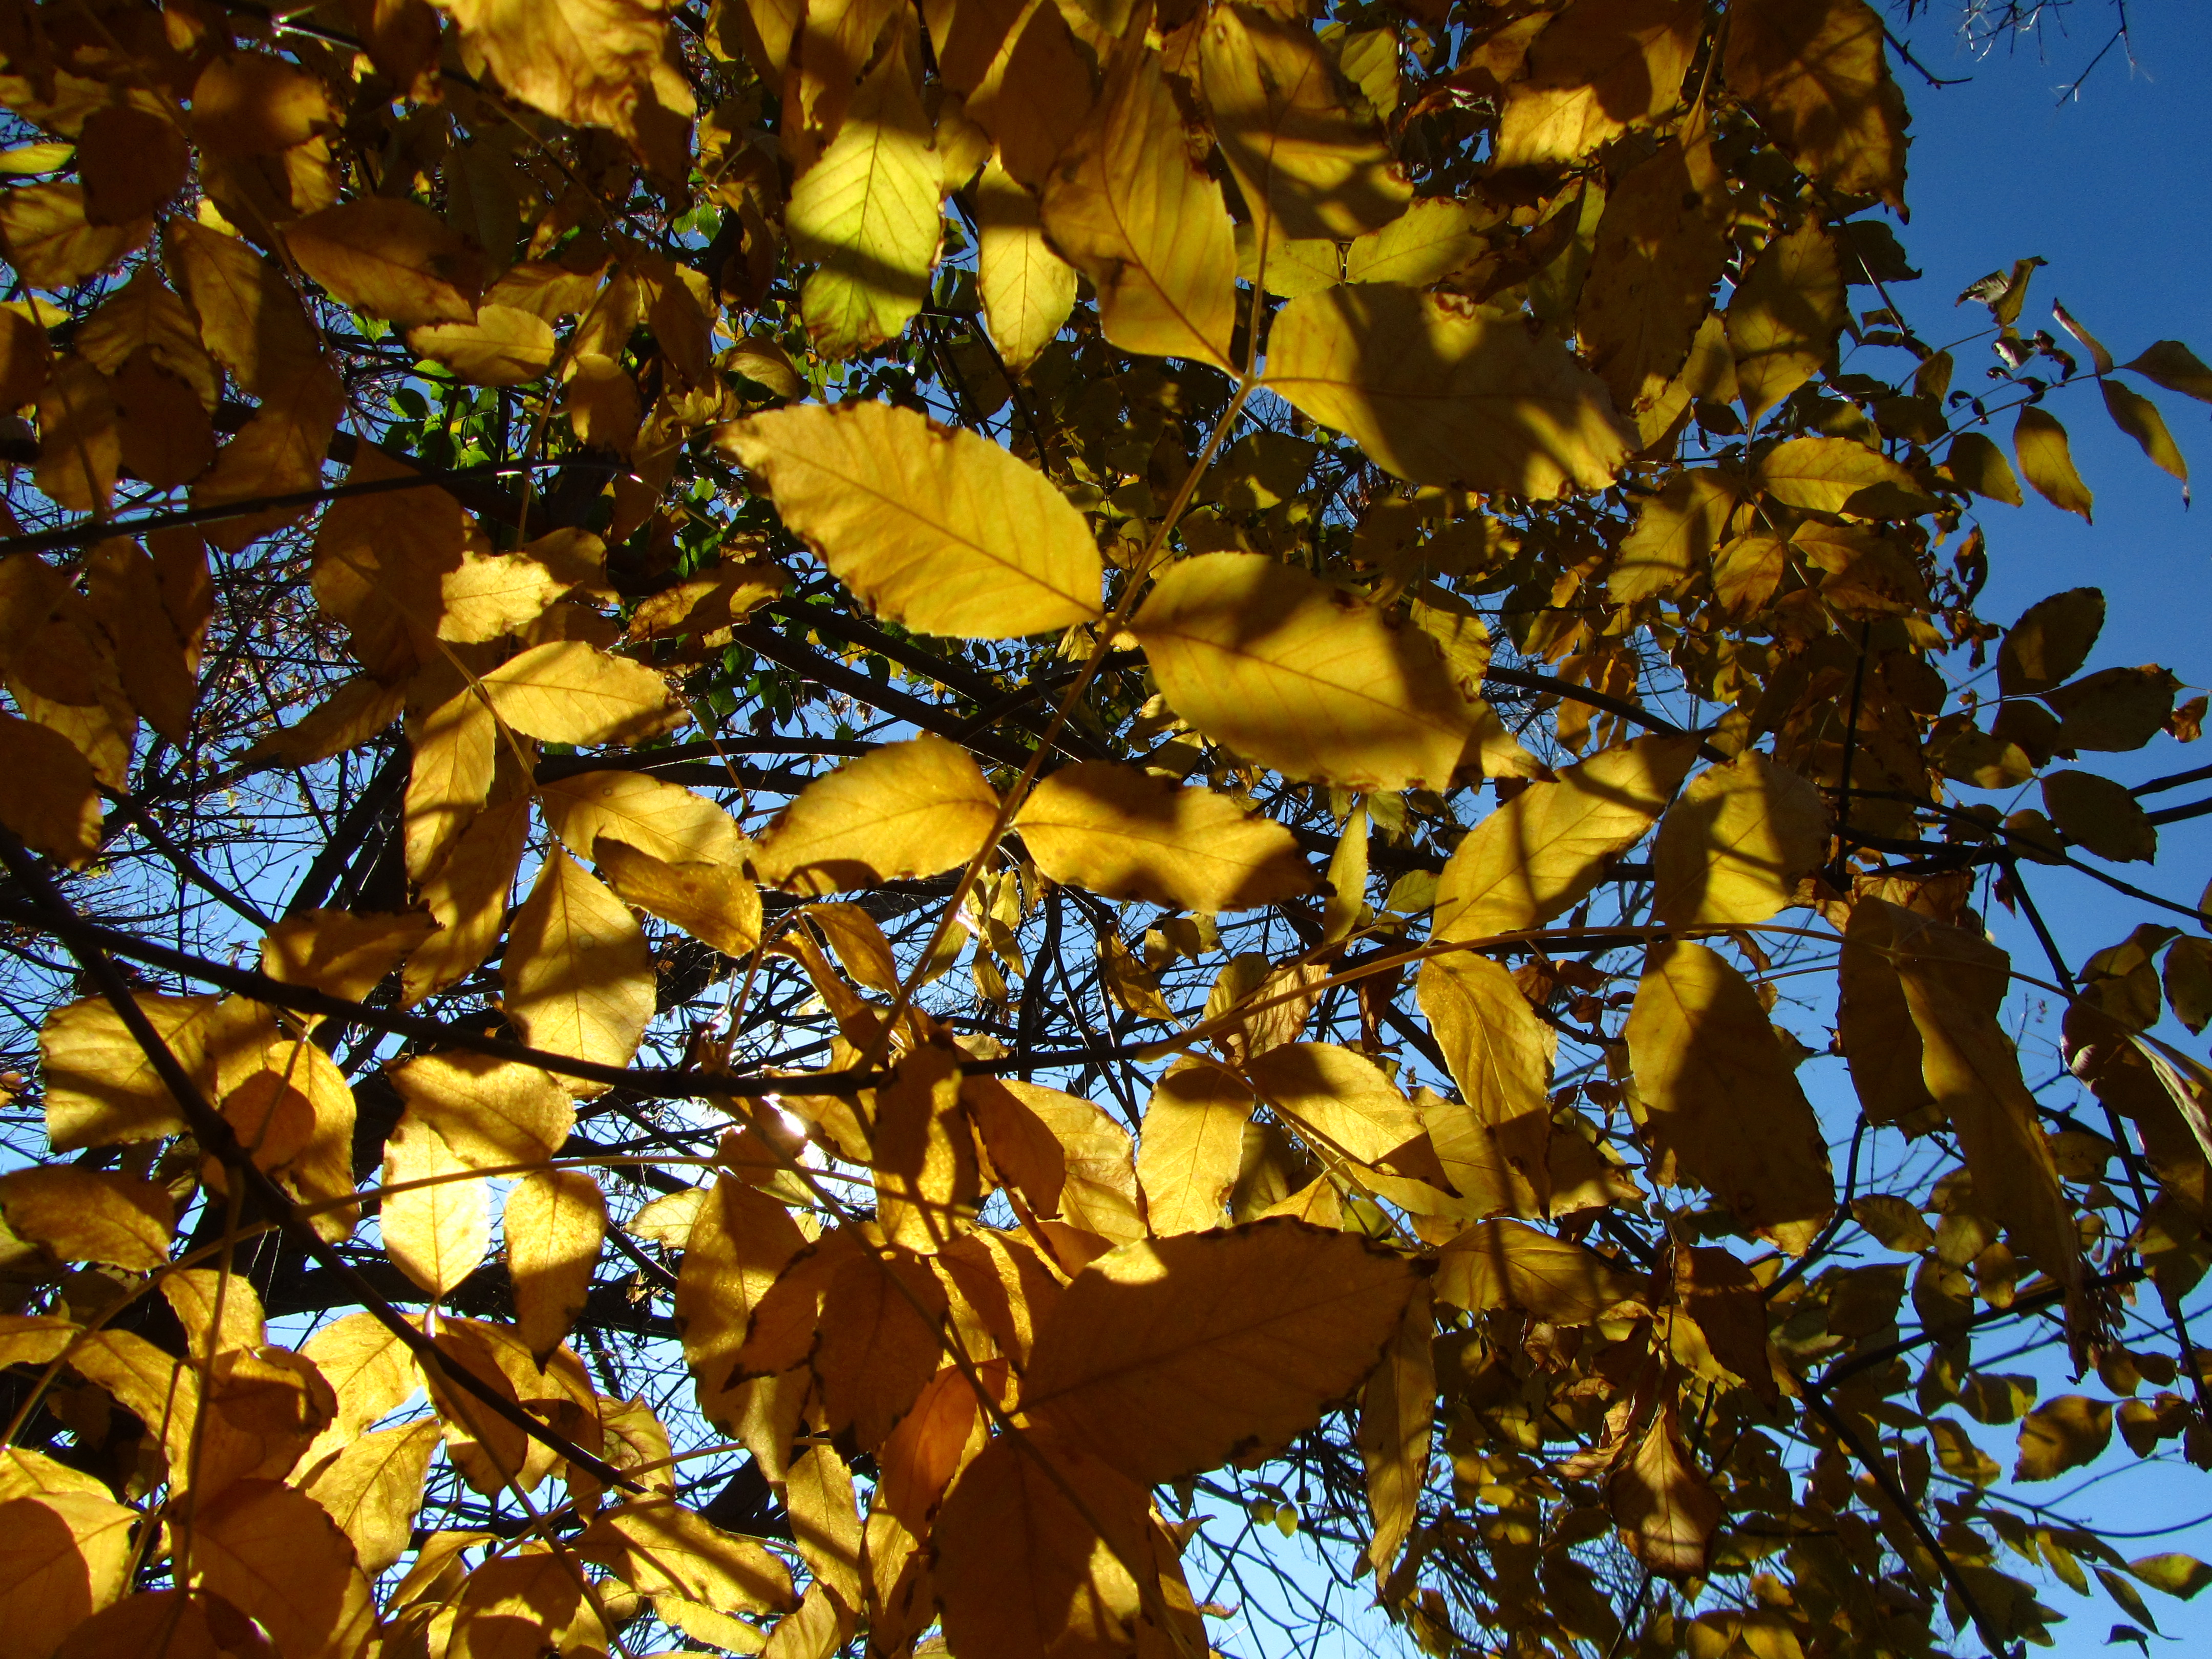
[380,1111,489,1298]
[480,641,685,747]
[0,1166,172,1271]
[1726,219,1847,421]
[0,182,148,290]
[674,1176,809,1434]
[437,547,571,643]
[1611,466,1739,603]
[504,848,655,1086]
[190,363,346,553]
[1723,0,1906,211]
[1755,434,1926,517]
[167,219,322,397]
[402,794,530,1006]
[1265,283,1632,497]
[1136,1060,1256,1236]
[2014,406,2094,521]
[1625,941,1835,1254]
[0,710,101,866]
[1434,1218,1645,1323]
[934,1434,1151,1659]
[1014,760,1318,912]
[584,1493,801,1613]
[440,0,675,133]
[750,734,1000,896]
[0,1492,138,1658]
[594,838,764,958]
[1493,0,1702,169]
[788,9,944,359]
[1608,1405,1722,1576]
[1650,752,1829,927]
[407,304,560,385]
[2015,1394,2113,1482]
[506,1167,606,1363]
[786,1441,866,1613]
[39,992,226,1151]
[541,771,747,868]
[1018,1219,1422,1484]
[974,156,1078,375]
[31,355,119,514]
[283,198,482,328]
[719,400,1103,638]
[190,1479,379,1659]
[873,1047,979,1253]
[1040,31,1237,369]
[298,1419,441,1576]
[402,686,496,884]
[1199,5,1411,245]
[1357,1282,1434,1577]
[1130,552,1477,791]
[261,907,436,1004]
[298,1310,419,1457]
[1433,735,1697,942]
[1416,952,1554,1218]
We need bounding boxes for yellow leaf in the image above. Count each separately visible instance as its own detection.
[187,49,334,155]
[190,1479,379,1659]
[439,0,675,133]
[1018,1219,1422,1484]
[674,1177,809,1434]
[1345,197,1487,288]
[1129,552,1477,791]
[749,734,1000,895]
[2015,1394,2113,1482]
[1611,466,1739,603]
[0,710,101,866]
[2122,339,2212,405]
[813,1247,952,1449]
[1723,0,1907,212]
[1014,760,1317,913]
[2102,377,2189,485]
[504,848,655,1085]
[283,198,482,328]
[1944,430,2025,506]
[1651,752,1829,927]
[975,156,1077,375]
[299,1418,441,1576]
[1357,1282,1434,1577]
[480,641,684,747]
[0,1166,172,1271]
[38,992,225,1151]
[1757,434,1925,515]
[785,1441,866,1614]
[506,1167,606,1363]
[1266,283,1631,497]
[401,794,531,1006]
[1040,31,1237,369]
[261,907,436,1004]
[0,182,147,290]
[167,218,321,397]
[1433,735,1697,942]
[298,1310,419,1455]
[541,770,747,868]
[719,400,1103,639]
[1608,1405,1722,1576]
[0,1492,137,1657]
[1248,1041,1428,1169]
[446,1546,605,1659]
[407,304,560,385]
[1882,905,2085,1298]
[437,547,570,643]
[310,450,469,680]
[1726,220,1847,421]
[1493,0,1702,169]
[595,837,764,958]
[31,355,119,514]
[788,10,943,358]
[1625,941,1835,1254]
[1136,1060,1256,1236]
[161,1269,265,1357]
[188,364,347,554]
[402,686,497,884]
[1416,952,1554,1218]
[1199,4,1411,245]
[1434,1217,1645,1322]
[381,1111,489,1298]
[934,1434,1150,1659]
[871,1047,979,1253]
[930,0,1096,189]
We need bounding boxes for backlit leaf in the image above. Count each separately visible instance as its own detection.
[1018,1219,1421,1485]
[974,157,1077,375]
[0,1166,172,1271]
[1136,1060,1256,1236]
[2015,1395,2113,1481]
[1608,1406,1721,1576]
[1130,552,1478,791]
[1626,941,1835,1254]
[1266,283,1632,498]
[190,1480,378,1659]
[2015,406,2094,520]
[1722,0,1907,211]
[380,1111,488,1298]
[506,1167,606,1363]
[719,400,1103,639]
[1651,751,1829,927]
[283,198,481,328]
[505,848,655,1084]
[1999,587,2104,695]
[479,641,685,747]
[1493,0,1701,169]
[1435,1219,1645,1323]
[1727,220,1847,421]
[750,734,1000,896]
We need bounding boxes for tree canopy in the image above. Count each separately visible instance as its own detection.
[1,3,2210,1658]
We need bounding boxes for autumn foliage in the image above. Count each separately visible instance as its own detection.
[3,2,2212,1657]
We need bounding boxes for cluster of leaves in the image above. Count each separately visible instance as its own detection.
[1,2,2211,1658]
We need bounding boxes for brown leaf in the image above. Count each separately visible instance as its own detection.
[1607,1406,1721,1576]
